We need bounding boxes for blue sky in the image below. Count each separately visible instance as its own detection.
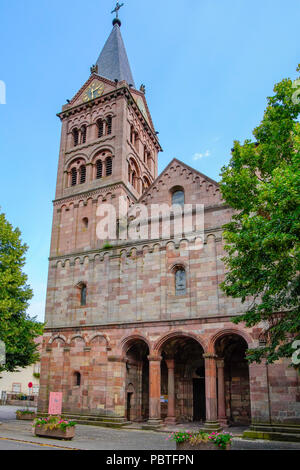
[0,0,299,322]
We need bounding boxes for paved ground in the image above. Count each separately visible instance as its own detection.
[1,406,300,451]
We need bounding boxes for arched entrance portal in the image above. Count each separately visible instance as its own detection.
[159,336,205,424]
[215,334,251,426]
[125,340,149,422]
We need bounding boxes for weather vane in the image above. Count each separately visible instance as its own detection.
[111,1,124,19]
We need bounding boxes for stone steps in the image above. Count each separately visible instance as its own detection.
[37,412,130,429]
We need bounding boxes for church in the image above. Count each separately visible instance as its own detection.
[38,8,300,440]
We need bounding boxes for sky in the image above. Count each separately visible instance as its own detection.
[0,0,299,323]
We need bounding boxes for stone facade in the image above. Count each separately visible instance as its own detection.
[38,21,300,439]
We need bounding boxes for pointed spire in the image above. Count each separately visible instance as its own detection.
[96,4,135,87]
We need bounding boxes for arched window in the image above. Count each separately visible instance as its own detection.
[71,167,77,186]
[97,119,104,138]
[172,189,185,207]
[106,156,112,177]
[143,176,150,190]
[73,128,79,147]
[130,125,135,144]
[80,284,87,306]
[82,217,88,229]
[80,165,86,184]
[81,125,87,144]
[107,116,112,135]
[96,160,103,179]
[147,152,152,170]
[175,267,186,296]
[74,372,81,387]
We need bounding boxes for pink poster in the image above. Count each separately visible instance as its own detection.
[48,392,63,415]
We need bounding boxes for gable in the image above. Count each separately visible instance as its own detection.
[139,158,222,207]
[69,75,116,108]
[130,89,155,132]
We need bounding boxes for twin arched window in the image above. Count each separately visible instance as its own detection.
[70,164,86,186]
[72,126,87,147]
[97,117,113,138]
[95,154,113,179]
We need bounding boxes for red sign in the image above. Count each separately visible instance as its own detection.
[48,392,63,415]
[28,382,33,388]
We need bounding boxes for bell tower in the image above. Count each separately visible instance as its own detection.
[49,10,162,260]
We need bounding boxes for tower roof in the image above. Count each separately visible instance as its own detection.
[96,23,135,87]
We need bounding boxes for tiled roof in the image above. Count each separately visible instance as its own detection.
[96,23,135,87]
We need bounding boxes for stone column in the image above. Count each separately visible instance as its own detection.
[165,359,176,424]
[204,353,221,432]
[216,359,228,427]
[106,356,127,423]
[147,355,162,427]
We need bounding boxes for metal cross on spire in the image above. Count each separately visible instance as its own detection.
[111,1,124,19]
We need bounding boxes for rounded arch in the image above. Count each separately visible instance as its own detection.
[168,261,188,272]
[65,153,88,169]
[90,145,115,162]
[49,334,67,345]
[119,333,151,356]
[69,334,87,347]
[153,330,207,354]
[88,333,109,348]
[208,328,255,355]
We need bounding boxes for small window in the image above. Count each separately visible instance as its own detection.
[175,268,186,296]
[172,190,185,207]
[73,128,79,147]
[106,157,112,177]
[80,165,86,184]
[80,284,87,306]
[96,160,103,179]
[107,116,112,135]
[81,125,87,144]
[12,383,21,393]
[71,167,77,186]
[74,372,81,387]
[97,119,104,138]
[82,217,88,229]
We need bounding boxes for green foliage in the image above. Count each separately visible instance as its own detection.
[220,65,300,366]
[167,430,232,449]
[208,432,233,450]
[102,241,113,250]
[0,210,44,373]
[16,410,35,416]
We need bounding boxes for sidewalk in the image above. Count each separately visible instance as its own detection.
[1,418,300,451]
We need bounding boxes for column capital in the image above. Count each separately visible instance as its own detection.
[165,359,175,369]
[216,358,225,368]
[148,355,162,362]
[203,353,217,360]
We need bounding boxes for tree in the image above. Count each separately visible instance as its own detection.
[220,65,300,367]
[0,210,44,373]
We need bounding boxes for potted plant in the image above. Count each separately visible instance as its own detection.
[33,416,76,440]
[16,409,36,421]
[167,430,233,451]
